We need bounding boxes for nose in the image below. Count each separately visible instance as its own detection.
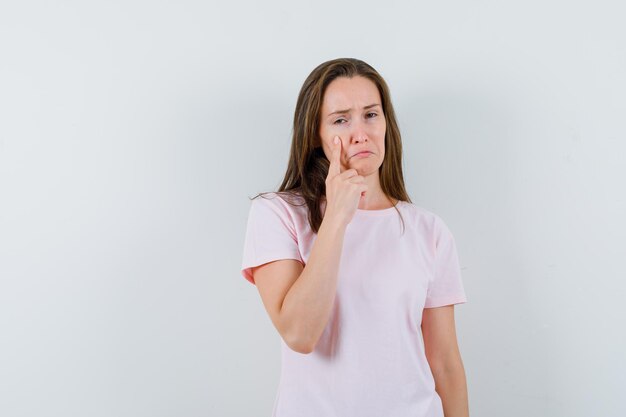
[349,120,369,144]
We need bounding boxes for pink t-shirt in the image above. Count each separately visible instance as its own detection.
[241,192,467,417]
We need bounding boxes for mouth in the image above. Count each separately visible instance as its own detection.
[350,151,372,159]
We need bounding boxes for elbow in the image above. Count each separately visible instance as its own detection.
[287,337,314,354]
[284,331,314,354]
[290,343,313,355]
[430,358,465,379]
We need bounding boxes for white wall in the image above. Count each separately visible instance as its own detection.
[1,1,624,416]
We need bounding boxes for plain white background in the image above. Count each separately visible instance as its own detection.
[1,1,625,416]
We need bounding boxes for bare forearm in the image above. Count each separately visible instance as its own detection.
[432,363,470,417]
[280,216,346,352]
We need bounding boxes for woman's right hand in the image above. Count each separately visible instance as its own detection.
[323,136,368,226]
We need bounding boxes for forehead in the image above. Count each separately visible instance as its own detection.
[321,76,380,109]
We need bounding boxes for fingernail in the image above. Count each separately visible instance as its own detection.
[334,136,339,144]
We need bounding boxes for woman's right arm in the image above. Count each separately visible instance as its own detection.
[276,215,347,353]
[253,136,367,354]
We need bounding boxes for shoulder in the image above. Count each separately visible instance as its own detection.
[251,191,306,211]
[399,201,442,229]
[249,191,309,224]
[399,201,457,243]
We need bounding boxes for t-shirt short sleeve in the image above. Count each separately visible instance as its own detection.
[424,215,468,308]
[240,195,303,285]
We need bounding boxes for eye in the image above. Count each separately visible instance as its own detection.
[367,112,378,118]
[333,118,347,125]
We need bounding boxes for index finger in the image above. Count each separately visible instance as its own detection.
[329,136,343,176]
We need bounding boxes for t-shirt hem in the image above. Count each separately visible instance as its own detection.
[241,253,304,285]
[423,295,467,308]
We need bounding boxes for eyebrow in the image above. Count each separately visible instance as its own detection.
[327,103,381,117]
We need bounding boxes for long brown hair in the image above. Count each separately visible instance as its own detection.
[250,57,412,233]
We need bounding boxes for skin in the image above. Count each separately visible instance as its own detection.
[422,306,470,416]
[318,75,397,210]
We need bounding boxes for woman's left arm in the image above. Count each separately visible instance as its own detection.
[421,305,470,417]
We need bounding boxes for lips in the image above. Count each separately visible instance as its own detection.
[350,151,372,158]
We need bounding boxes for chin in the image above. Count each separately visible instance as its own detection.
[355,165,381,176]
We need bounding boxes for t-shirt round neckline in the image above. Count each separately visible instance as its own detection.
[318,197,404,217]
[354,200,403,217]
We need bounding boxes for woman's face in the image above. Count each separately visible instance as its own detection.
[318,76,386,176]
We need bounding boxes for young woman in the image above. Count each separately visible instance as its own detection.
[241,58,469,417]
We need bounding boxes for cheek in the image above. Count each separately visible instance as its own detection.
[319,125,334,145]
[320,137,333,159]
[320,127,339,148]
[323,126,341,139]
[372,122,386,142]
[376,119,387,134]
